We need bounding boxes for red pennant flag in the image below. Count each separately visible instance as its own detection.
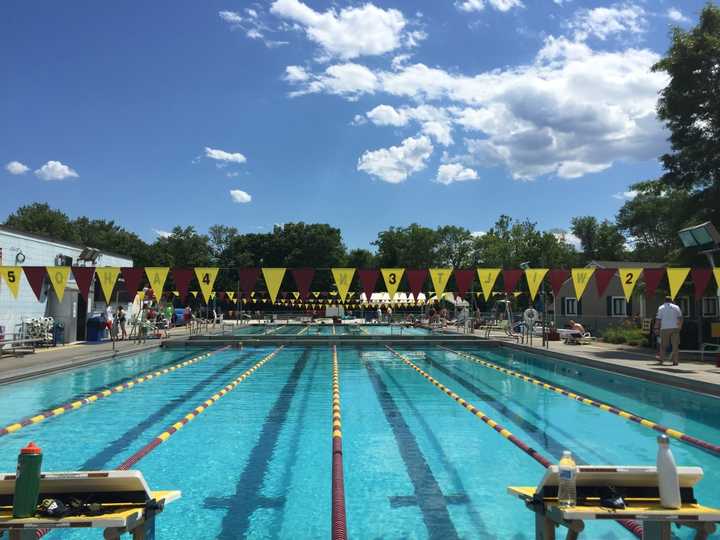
[691,268,713,300]
[358,269,379,302]
[71,267,95,302]
[238,268,260,297]
[594,268,616,298]
[291,268,315,301]
[217,291,226,301]
[172,268,194,303]
[121,267,145,296]
[502,269,523,293]
[406,269,428,299]
[643,268,665,299]
[548,269,569,297]
[23,266,47,301]
[454,269,475,298]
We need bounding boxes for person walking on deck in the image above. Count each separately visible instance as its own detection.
[655,296,683,366]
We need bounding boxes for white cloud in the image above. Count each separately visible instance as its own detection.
[456,0,524,13]
[153,229,172,238]
[219,10,243,24]
[569,3,647,42]
[365,104,454,145]
[366,104,409,126]
[285,65,309,82]
[291,63,378,98]
[5,161,29,175]
[226,171,240,178]
[218,8,288,48]
[612,189,638,200]
[436,163,479,185]
[552,230,582,250]
[205,147,247,164]
[357,135,433,183]
[230,189,252,203]
[471,230,485,238]
[34,161,79,181]
[667,8,690,23]
[270,0,409,60]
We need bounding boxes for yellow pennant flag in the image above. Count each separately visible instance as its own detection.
[46,266,71,302]
[194,267,219,303]
[331,268,356,301]
[571,268,595,299]
[95,267,120,303]
[618,268,643,301]
[524,269,549,301]
[190,291,198,299]
[667,268,690,300]
[476,269,501,301]
[714,268,720,290]
[429,268,452,299]
[145,267,169,299]
[262,268,286,304]
[381,268,404,302]
[0,266,22,298]
[226,291,236,301]
[292,291,300,299]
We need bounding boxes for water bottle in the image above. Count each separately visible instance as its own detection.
[557,450,577,507]
[657,435,681,509]
[13,442,43,518]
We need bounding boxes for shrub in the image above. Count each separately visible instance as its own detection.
[602,324,645,346]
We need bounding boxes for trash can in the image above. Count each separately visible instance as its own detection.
[86,317,104,342]
[52,321,65,346]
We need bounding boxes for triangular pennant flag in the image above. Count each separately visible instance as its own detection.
[477,269,501,301]
[291,268,315,301]
[46,267,71,300]
[429,268,452,298]
[238,268,260,298]
[0,267,22,298]
[571,268,595,299]
[381,268,404,301]
[358,269,379,302]
[23,267,47,301]
[312,291,320,298]
[502,269,523,293]
[262,268,286,304]
[547,269,569,297]
[95,267,120,303]
[524,269,548,301]
[121,267,145,296]
[226,291,236,301]
[618,268,643,301]
[454,269,475,298]
[145,267,169,300]
[217,291,226,301]
[209,291,217,300]
[172,268,194,303]
[190,291,198,299]
[292,291,300,299]
[691,268,713,300]
[714,268,720,292]
[643,268,665,299]
[194,267,219,302]
[594,269,616,298]
[406,269,428,299]
[667,268,690,300]
[331,268,355,301]
[71,266,95,302]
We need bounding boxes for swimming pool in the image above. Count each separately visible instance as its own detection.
[232,324,432,336]
[0,344,718,539]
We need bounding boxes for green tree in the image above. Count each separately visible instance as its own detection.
[373,224,438,267]
[435,225,474,267]
[72,217,153,267]
[345,248,376,268]
[570,216,626,262]
[4,203,80,243]
[152,226,213,268]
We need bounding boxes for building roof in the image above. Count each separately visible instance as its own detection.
[589,260,667,269]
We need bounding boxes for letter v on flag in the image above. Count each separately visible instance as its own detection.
[0,267,22,298]
[46,266,71,302]
[331,268,356,301]
[476,269,501,301]
[96,267,120,303]
[194,267,219,302]
[524,269,548,301]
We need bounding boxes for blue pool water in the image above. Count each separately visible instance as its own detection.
[0,344,718,539]
[233,324,431,336]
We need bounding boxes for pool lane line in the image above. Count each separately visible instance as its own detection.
[364,354,460,540]
[297,325,310,335]
[116,345,284,470]
[0,346,229,439]
[386,346,644,539]
[439,346,720,457]
[332,325,337,336]
[332,346,348,540]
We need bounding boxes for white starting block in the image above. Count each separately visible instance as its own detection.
[508,465,720,540]
[0,470,180,539]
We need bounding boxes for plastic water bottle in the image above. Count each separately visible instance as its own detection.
[13,442,43,518]
[558,450,577,507]
[657,435,681,509]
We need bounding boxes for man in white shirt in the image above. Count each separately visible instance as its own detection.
[655,296,683,366]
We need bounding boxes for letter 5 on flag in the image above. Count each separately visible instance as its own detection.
[524,269,548,301]
[381,268,404,302]
[262,268,286,304]
[46,266,71,302]
[571,268,595,299]
[96,267,120,303]
[618,268,643,301]
[0,266,22,298]
[145,267,169,299]
[476,269,501,301]
[666,268,690,300]
[331,268,356,301]
[194,267,219,302]
[429,268,452,299]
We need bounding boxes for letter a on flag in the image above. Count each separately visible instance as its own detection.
[667,268,690,300]
[46,266,71,302]
[477,269,501,301]
[525,269,548,301]
[429,268,452,298]
[194,267,219,303]
[331,268,356,301]
[145,267,170,299]
[618,268,643,301]
[381,268,404,302]
[0,267,22,298]
[571,268,595,299]
[262,268,286,304]
[96,267,120,303]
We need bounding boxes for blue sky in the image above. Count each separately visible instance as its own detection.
[0,0,706,250]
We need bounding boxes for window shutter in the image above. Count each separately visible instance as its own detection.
[561,297,566,316]
[577,300,583,316]
[606,296,612,316]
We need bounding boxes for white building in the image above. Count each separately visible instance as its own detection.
[0,226,132,342]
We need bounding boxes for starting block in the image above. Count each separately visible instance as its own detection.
[508,465,720,540]
[0,470,180,539]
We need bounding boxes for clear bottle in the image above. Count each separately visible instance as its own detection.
[657,435,681,509]
[557,450,577,507]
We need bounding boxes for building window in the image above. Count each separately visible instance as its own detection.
[611,296,627,317]
[703,297,718,318]
[564,297,577,316]
[676,296,691,318]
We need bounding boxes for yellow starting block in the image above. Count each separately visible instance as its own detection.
[0,470,180,540]
[508,465,720,540]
